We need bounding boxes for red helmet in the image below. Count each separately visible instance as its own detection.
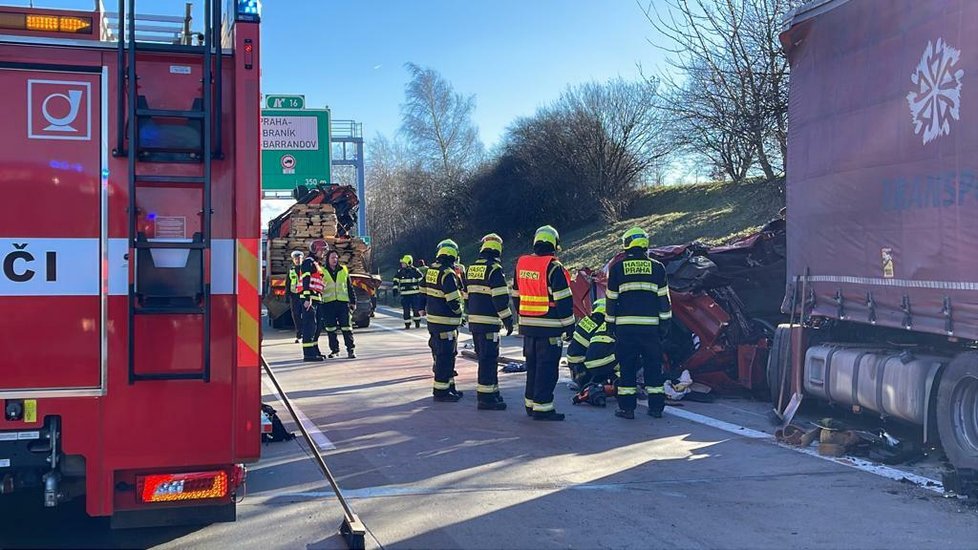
[309,239,329,257]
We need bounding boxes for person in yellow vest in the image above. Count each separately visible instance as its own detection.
[298,249,325,362]
[287,250,304,343]
[321,249,357,359]
[512,225,575,421]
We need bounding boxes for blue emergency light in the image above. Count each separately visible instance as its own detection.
[236,0,261,22]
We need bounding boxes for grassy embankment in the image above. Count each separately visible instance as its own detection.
[380,178,785,282]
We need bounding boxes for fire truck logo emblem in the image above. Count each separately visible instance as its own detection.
[907,38,964,146]
[27,79,92,141]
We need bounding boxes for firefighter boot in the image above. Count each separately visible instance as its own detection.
[477,392,507,411]
[415,320,422,328]
[532,410,565,421]
[647,393,665,418]
[615,409,635,420]
[404,322,411,330]
[433,389,463,402]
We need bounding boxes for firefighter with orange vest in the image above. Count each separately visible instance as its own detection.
[298,245,326,362]
[513,225,575,421]
[420,239,465,402]
[606,227,672,420]
[465,233,514,411]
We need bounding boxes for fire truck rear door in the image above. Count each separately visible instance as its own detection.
[0,64,105,396]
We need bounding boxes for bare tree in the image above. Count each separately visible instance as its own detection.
[643,0,799,179]
[400,63,485,181]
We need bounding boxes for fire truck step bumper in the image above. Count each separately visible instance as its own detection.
[110,501,236,530]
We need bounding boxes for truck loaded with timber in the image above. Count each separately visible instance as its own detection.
[773,0,978,493]
[263,185,379,329]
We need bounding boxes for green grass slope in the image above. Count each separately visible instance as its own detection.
[558,178,785,270]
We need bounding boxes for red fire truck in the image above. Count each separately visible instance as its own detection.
[0,0,262,527]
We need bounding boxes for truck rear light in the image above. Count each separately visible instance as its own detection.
[138,471,228,503]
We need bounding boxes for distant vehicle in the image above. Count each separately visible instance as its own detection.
[263,185,380,329]
[0,1,263,527]
[775,0,978,490]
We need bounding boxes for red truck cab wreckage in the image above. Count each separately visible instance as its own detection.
[576,217,786,394]
[0,1,262,526]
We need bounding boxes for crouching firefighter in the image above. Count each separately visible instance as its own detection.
[465,233,514,411]
[298,249,325,362]
[394,255,424,329]
[606,227,672,420]
[566,298,607,388]
[420,239,465,402]
[572,322,619,407]
[513,225,575,421]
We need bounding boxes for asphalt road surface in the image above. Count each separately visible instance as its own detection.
[2,308,977,549]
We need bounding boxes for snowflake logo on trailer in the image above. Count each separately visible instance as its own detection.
[906,38,964,145]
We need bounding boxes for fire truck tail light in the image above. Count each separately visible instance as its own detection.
[138,471,228,503]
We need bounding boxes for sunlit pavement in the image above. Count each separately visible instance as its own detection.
[3,310,977,549]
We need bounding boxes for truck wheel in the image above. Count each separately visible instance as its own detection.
[354,312,370,328]
[937,352,978,470]
[766,325,792,404]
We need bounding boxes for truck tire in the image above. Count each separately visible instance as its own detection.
[354,312,370,328]
[766,324,792,404]
[937,352,978,470]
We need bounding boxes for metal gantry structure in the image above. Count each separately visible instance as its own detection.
[330,119,367,237]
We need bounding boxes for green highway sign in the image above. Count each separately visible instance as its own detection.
[261,108,331,191]
[265,94,305,109]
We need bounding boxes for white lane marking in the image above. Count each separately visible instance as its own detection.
[373,308,434,342]
[647,403,944,493]
[663,407,771,439]
[261,378,336,451]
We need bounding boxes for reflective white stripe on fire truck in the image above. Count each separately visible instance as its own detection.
[107,238,235,295]
[0,238,236,296]
[0,238,98,296]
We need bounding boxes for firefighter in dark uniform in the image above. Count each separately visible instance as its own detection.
[571,322,620,406]
[465,233,514,411]
[321,249,357,359]
[287,250,304,343]
[393,254,424,329]
[606,227,672,419]
[420,239,465,402]
[566,298,606,387]
[513,225,575,421]
[298,250,325,362]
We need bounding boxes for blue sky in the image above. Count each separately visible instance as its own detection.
[260,0,669,148]
[24,0,670,148]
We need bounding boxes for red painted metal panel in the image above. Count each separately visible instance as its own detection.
[0,16,262,517]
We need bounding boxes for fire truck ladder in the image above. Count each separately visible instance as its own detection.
[113,0,224,383]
